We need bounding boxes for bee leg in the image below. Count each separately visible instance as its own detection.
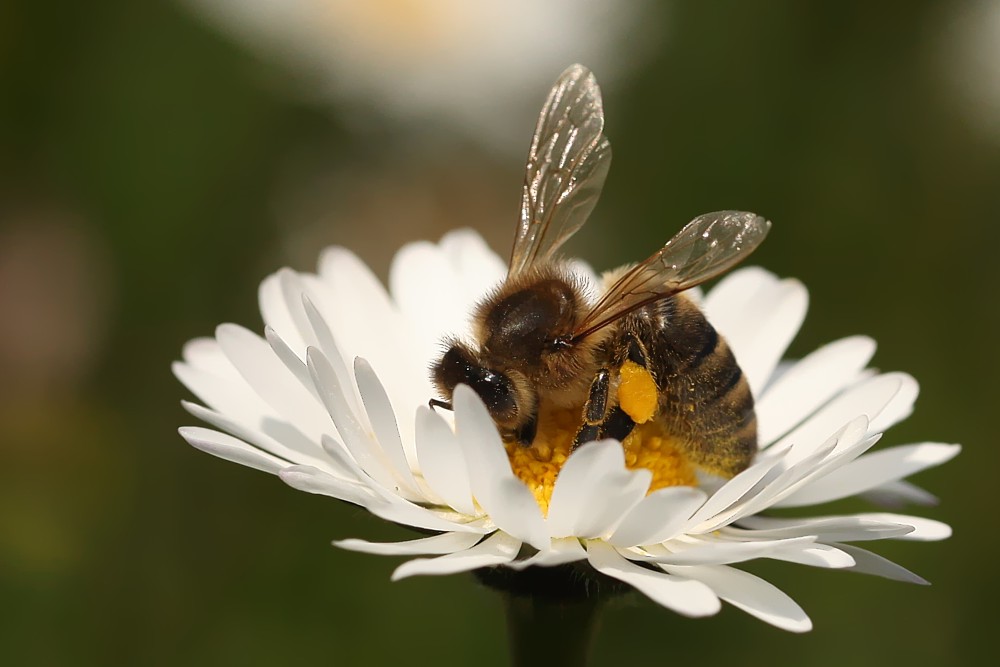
[514,410,538,447]
[428,398,453,411]
[599,407,636,442]
[573,369,611,448]
[625,336,649,367]
[591,336,648,443]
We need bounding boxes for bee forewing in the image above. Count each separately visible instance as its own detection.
[509,64,612,276]
[573,211,771,340]
[651,211,771,290]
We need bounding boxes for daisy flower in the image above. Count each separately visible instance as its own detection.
[174,229,957,633]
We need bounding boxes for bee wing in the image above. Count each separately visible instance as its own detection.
[572,211,771,340]
[509,64,612,276]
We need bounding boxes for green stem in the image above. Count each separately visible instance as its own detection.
[503,593,603,667]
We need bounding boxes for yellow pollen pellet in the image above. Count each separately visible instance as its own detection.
[617,360,658,424]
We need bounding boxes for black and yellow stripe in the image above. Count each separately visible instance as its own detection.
[621,294,757,478]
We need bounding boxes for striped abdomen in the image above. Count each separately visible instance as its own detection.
[626,294,757,477]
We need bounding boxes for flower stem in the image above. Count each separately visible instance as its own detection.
[502,592,602,667]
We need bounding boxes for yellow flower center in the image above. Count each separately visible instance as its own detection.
[505,364,698,514]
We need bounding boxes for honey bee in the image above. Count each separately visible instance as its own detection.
[430,64,770,478]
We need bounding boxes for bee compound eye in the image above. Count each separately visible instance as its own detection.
[469,369,519,425]
[436,346,519,424]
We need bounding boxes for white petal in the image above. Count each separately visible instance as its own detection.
[778,443,960,508]
[673,536,852,569]
[439,229,507,304]
[546,440,651,539]
[764,542,855,569]
[453,385,548,550]
[834,543,929,584]
[768,373,905,453]
[863,480,939,507]
[703,269,807,396]
[733,515,916,542]
[702,267,777,335]
[691,424,873,533]
[182,400,332,472]
[277,464,375,506]
[737,423,879,518]
[277,268,321,353]
[313,247,421,403]
[391,531,520,580]
[735,279,808,396]
[258,271,306,353]
[177,380,320,469]
[354,357,422,495]
[779,412,869,468]
[301,295,362,413]
[665,564,812,632]
[181,337,239,379]
[851,513,952,541]
[279,464,480,534]
[684,453,785,529]
[389,240,472,358]
[451,385,516,478]
[486,479,552,551]
[318,434,371,484]
[587,541,720,617]
[334,531,483,556]
[173,359,275,427]
[259,269,327,359]
[507,538,587,571]
[634,536,819,566]
[365,492,477,539]
[303,260,432,448]
[216,323,330,442]
[869,373,919,434]
[178,426,287,474]
[608,487,707,548]
[263,326,321,402]
[317,247,398,347]
[306,348,399,492]
[317,434,462,526]
[755,336,876,445]
[415,406,477,515]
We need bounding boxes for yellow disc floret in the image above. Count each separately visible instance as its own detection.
[505,400,697,515]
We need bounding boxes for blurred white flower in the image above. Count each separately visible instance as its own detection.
[938,0,1000,142]
[182,0,660,150]
[175,230,957,632]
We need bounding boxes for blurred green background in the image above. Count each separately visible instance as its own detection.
[2,1,996,665]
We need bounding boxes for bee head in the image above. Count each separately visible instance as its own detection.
[431,341,537,440]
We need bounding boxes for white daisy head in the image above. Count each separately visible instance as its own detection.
[175,229,957,633]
